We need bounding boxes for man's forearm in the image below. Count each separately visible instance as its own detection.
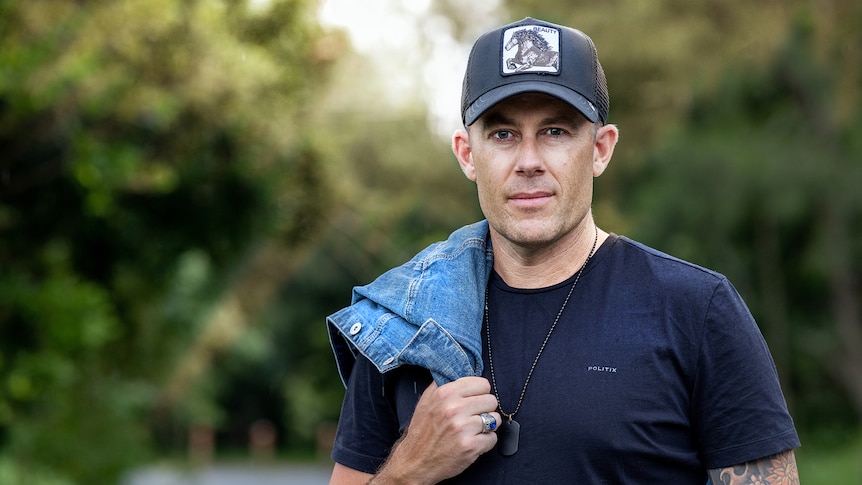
[707,449,799,484]
[365,433,433,485]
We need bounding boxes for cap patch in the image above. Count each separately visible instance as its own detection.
[502,25,560,75]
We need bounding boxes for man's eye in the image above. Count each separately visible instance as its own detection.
[546,128,565,136]
[492,130,513,140]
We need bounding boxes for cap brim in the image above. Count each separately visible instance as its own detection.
[464,81,599,126]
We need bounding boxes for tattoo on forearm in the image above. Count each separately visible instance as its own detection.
[708,449,799,485]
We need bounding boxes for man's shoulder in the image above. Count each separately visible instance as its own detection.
[607,234,728,288]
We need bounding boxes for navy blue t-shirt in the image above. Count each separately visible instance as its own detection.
[331,235,799,483]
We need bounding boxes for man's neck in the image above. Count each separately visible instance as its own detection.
[491,225,608,289]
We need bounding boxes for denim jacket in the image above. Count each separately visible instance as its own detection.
[327,220,493,387]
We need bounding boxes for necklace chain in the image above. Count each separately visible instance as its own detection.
[484,228,599,423]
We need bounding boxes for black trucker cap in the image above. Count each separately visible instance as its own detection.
[461,17,609,126]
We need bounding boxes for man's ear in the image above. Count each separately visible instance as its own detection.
[593,124,619,177]
[452,129,477,181]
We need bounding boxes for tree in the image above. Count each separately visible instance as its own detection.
[0,0,339,482]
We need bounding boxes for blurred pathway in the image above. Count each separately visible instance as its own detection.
[124,464,331,485]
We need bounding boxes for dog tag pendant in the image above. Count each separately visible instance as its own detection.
[497,419,520,456]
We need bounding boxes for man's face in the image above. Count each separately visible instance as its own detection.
[455,93,609,253]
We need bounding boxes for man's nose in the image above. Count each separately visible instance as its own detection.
[515,138,544,176]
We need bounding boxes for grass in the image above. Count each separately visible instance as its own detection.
[796,432,862,484]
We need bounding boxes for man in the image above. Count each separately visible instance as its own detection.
[327,17,800,484]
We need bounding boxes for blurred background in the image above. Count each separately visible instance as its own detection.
[1,0,860,483]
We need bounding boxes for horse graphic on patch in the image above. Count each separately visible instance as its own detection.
[502,25,560,74]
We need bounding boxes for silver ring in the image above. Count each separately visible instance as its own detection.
[479,413,497,433]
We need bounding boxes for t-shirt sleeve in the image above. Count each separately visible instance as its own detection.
[693,278,800,469]
[330,353,402,474]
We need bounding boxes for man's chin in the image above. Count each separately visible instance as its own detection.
[490,222,562,250]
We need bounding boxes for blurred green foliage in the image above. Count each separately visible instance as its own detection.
[797,431,862,483]
[1,0,338,482]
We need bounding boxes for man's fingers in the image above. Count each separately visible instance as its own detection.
[432,376,491,400]
[457,376,492,395]
[478,412,502,434]
[426,378,497,416]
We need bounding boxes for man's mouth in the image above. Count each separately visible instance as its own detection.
[509,191,553,208]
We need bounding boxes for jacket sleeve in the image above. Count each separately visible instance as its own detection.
[327,220,492,387]
[327,298,476,386]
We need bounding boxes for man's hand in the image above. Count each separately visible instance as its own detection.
[371,376,501,485]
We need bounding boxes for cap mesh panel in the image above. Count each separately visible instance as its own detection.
[587,36,610,124]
